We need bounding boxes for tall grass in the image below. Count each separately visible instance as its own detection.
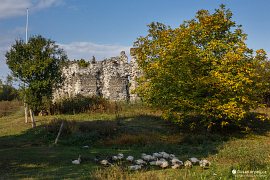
[40,118,119,145]
[0,103,270,179]
[0,100,22,117]
[50,95,119,114]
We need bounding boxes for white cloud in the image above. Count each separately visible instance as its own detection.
[59,42,131,61]
[0,0,63,19]
[0,0,31,19]
[34,0,63,10]
[0,0,63,79]
[0,40,131,80]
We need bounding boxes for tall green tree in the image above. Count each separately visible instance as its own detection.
[134,5,269,130]
[6,35,67,127]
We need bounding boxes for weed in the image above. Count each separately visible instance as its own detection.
[0,100,22,117]
[91,166,129,180]
[51,95,119,115]
[103,133,155,146]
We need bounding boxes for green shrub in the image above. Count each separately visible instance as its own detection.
[0,100,22,117]
[77,59,90,68]
[0,84,19,101]
[51,95,118,114]
[134,5,269,131]
[43,118,119,145]
[45,119,77,136]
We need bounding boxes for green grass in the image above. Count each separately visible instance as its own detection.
[0,104,270,179]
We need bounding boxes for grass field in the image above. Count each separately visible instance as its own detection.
[0,103,270,179]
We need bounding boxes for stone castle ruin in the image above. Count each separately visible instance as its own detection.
[53,49,141,102]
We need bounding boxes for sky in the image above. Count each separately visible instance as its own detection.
[0,0,270,80]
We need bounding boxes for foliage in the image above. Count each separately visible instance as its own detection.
[5,35,67,112]
[77,58,90,68]
[255,53,270,106]
[43,118,119,145]
[51,95,118,114]
[0,100,22,117]
[134,5,270,129]
[0,79,18,101]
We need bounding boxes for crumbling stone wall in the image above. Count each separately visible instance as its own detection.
[53,49,141,102]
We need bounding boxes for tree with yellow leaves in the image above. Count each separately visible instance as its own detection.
[134,5,269,130]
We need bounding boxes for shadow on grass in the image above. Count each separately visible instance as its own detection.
[0,114,270,179]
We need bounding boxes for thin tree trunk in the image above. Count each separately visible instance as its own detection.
[29,109,36,128]
[24,103,29,123]
[54,121,64,144]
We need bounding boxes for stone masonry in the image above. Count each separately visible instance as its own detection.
[53,49,141,102]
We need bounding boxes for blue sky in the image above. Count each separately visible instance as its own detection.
[0,0,270,80]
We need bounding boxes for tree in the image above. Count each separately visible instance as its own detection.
[0,76,19,101]
[134,5,269,130]
[0,80,18,101]
[6,35,67,127]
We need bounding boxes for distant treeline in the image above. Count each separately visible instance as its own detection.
[0,79,19,101]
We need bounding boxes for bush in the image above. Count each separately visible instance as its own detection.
[45,119,77,136]
[134,5,269,130]
[0,84,18,101]
[50,95,118,114]
[91,166,129,180]
[77,59,90,68]
[163,110,270,133]
[44,118,119,145]
[0,100,22,117]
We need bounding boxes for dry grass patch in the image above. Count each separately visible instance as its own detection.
[102,132,183,146]
[103,133,155,146]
